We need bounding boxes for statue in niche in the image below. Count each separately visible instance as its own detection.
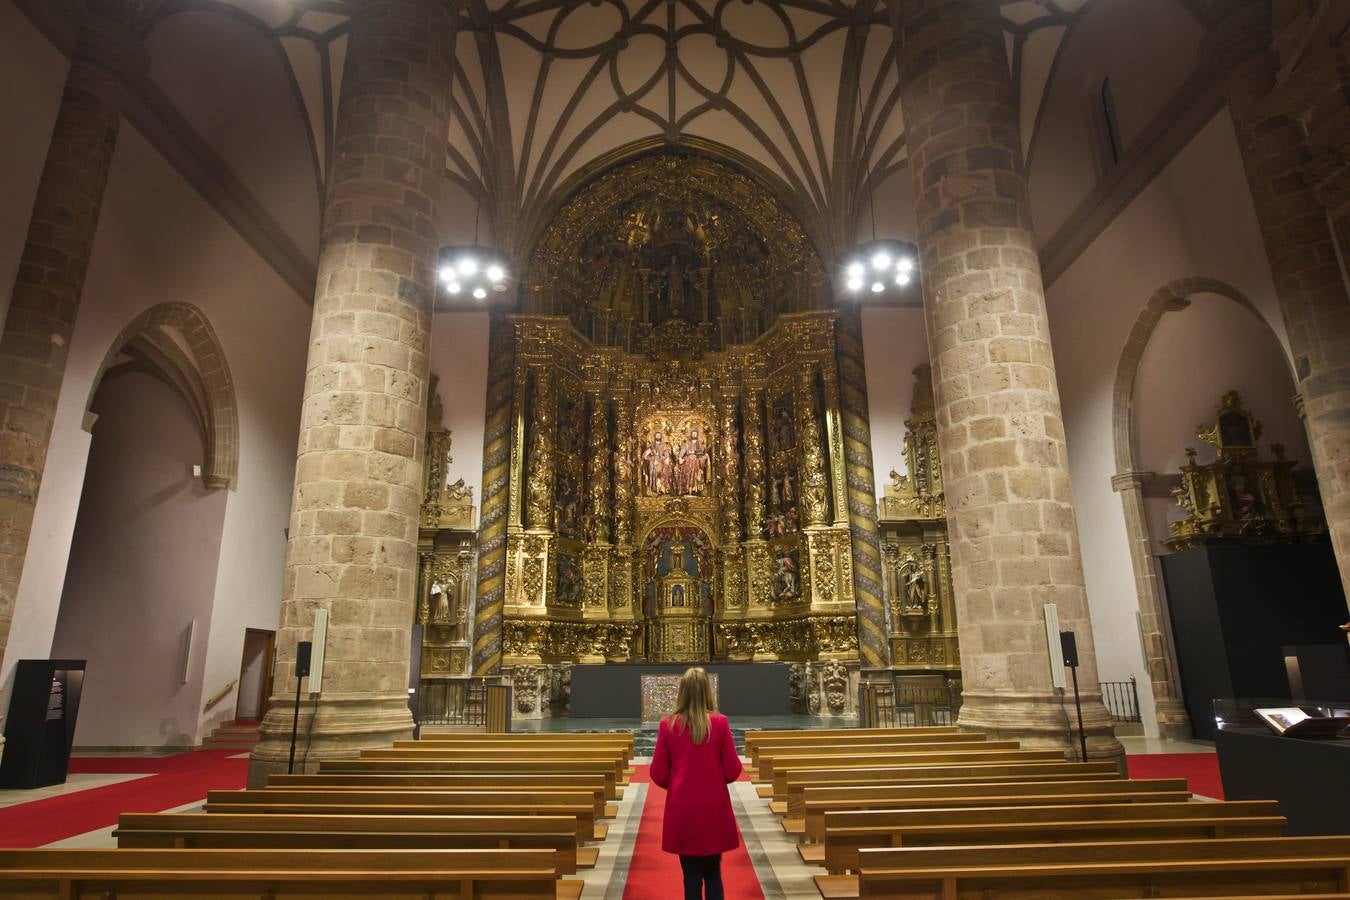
[663,256,688,320]
[675,428,710,495]
[430,581,451,622]
[642,430,676,495]
[772,550,800,601]
[901,554,927,611]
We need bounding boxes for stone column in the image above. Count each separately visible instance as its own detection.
[248,0,454,784]
[472,314,515,675]
[894,0,1121,759]
[1110,471,1190,738]
[0,0,158,662]
[1209,6,1350,603]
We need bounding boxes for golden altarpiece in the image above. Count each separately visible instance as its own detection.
[878,366,961,692]
[414,378,478,681]
[493,156,861,673]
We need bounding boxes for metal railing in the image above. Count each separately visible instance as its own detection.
[415,677,488,727]
[1099,676,1142,724]
[860,679,963,728]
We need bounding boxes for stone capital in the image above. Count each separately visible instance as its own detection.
[1110,470,1154,493]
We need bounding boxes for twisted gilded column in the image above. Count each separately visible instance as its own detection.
[718,392,742,541]
[585,388,611,542]
[742,390,768,540]
[794,365,830,527]
[610,390,636,614]
[894,0,1120,760]
[472,315,515,674]
[0,0,158,663]
[524,365,556,530]
[835,310,888,667]
[1208,6,1350,603]
[248,0,455,782]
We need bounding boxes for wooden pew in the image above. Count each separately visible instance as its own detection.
[203,789,606,842]
[761,746,1060,784]
[397,738,634,763]
[798,778,1193,839]
[826,836,1350,899]
[744,726,959,757]
[811,799,1286,871]
[269,771,623,804]
[770,760,1122,806]
[320,758,622,798]
[113,813,594,873]
[748,731,986,766]
[0,847,582,899]
[359,748,629,784]
[414,732,634,755]
[255,780,615,819]
[755,740,1023,781]
[769,749,1066,798]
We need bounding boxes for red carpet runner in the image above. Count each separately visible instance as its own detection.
[0,749,248,847]
[1126,752,1224,799]
[623,764,764,900]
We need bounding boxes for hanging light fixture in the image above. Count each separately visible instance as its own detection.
[838,27,917,301]
[437,22,510,304]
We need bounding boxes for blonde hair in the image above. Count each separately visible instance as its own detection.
[668,667,716,744]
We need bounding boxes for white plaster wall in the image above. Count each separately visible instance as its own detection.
[1045,110,1288,735]
[861,306,930,500]
[0,123,310,742]
[0,0,67,330]
[429,312,490,505]
[52,372,228,748]
[1026,0,1203,246]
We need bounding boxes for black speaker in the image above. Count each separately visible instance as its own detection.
[1059,631,1079,667]
[295,641,313,678]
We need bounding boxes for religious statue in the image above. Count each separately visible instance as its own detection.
[772,550,800,601]
[642,430,675,495]
[902,554,927,611]
[663,256,687,320]
[675,428,711,495]
[430,582,451,623]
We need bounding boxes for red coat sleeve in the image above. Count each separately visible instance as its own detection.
[718,716,743,783]
[650,719,672,789]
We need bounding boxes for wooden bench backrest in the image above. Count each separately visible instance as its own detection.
[825,799,1283,830]
[859,835,1350,869]
[856,856,1350,899]
[0,847,564,899]
[749,732,985,763]
[783,767,1117,806]
[757,741,1021,778]
[822,812,1287,874]
[268,773,612,792]
[208,788,600,818]
[772,749,1064,794]
[112,814,581,874]
[395,739,632,759]
[319,759,620,797]
[745,726,957,747]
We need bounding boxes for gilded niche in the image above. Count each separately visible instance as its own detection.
[524,154,825,355]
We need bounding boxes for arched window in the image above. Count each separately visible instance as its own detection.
[1101,77,1123,165]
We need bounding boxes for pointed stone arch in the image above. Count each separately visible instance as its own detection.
[88,302,239,490]
[1109,275,1285,738]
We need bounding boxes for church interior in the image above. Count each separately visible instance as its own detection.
[0,0,1348,895]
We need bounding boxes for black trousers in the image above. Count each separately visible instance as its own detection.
[678,853,723,900]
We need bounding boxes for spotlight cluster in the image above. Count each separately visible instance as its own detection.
[437,246,510,301]
[842,241,917,296]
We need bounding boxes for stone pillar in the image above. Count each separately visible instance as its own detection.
[0,0,157,663]
[834,310,888,668]
[1209,6,1350,603]
[1110,471,1191,738]
[894,0,1121,760]
[248,0,455,784]
[472,315,515,675]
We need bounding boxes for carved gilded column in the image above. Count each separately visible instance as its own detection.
[472,315,516,675]
[585,387,611,541]
[795,366,830,527]
[610,389,636,615]
[524,365,556,530]
[742,390,767,539]
[718,389,746,613]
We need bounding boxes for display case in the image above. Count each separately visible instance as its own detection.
[1213,697,1350,835]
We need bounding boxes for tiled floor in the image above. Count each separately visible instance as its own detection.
[0,773,150,810]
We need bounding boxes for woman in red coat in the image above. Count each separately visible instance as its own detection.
[650,667,744,900]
